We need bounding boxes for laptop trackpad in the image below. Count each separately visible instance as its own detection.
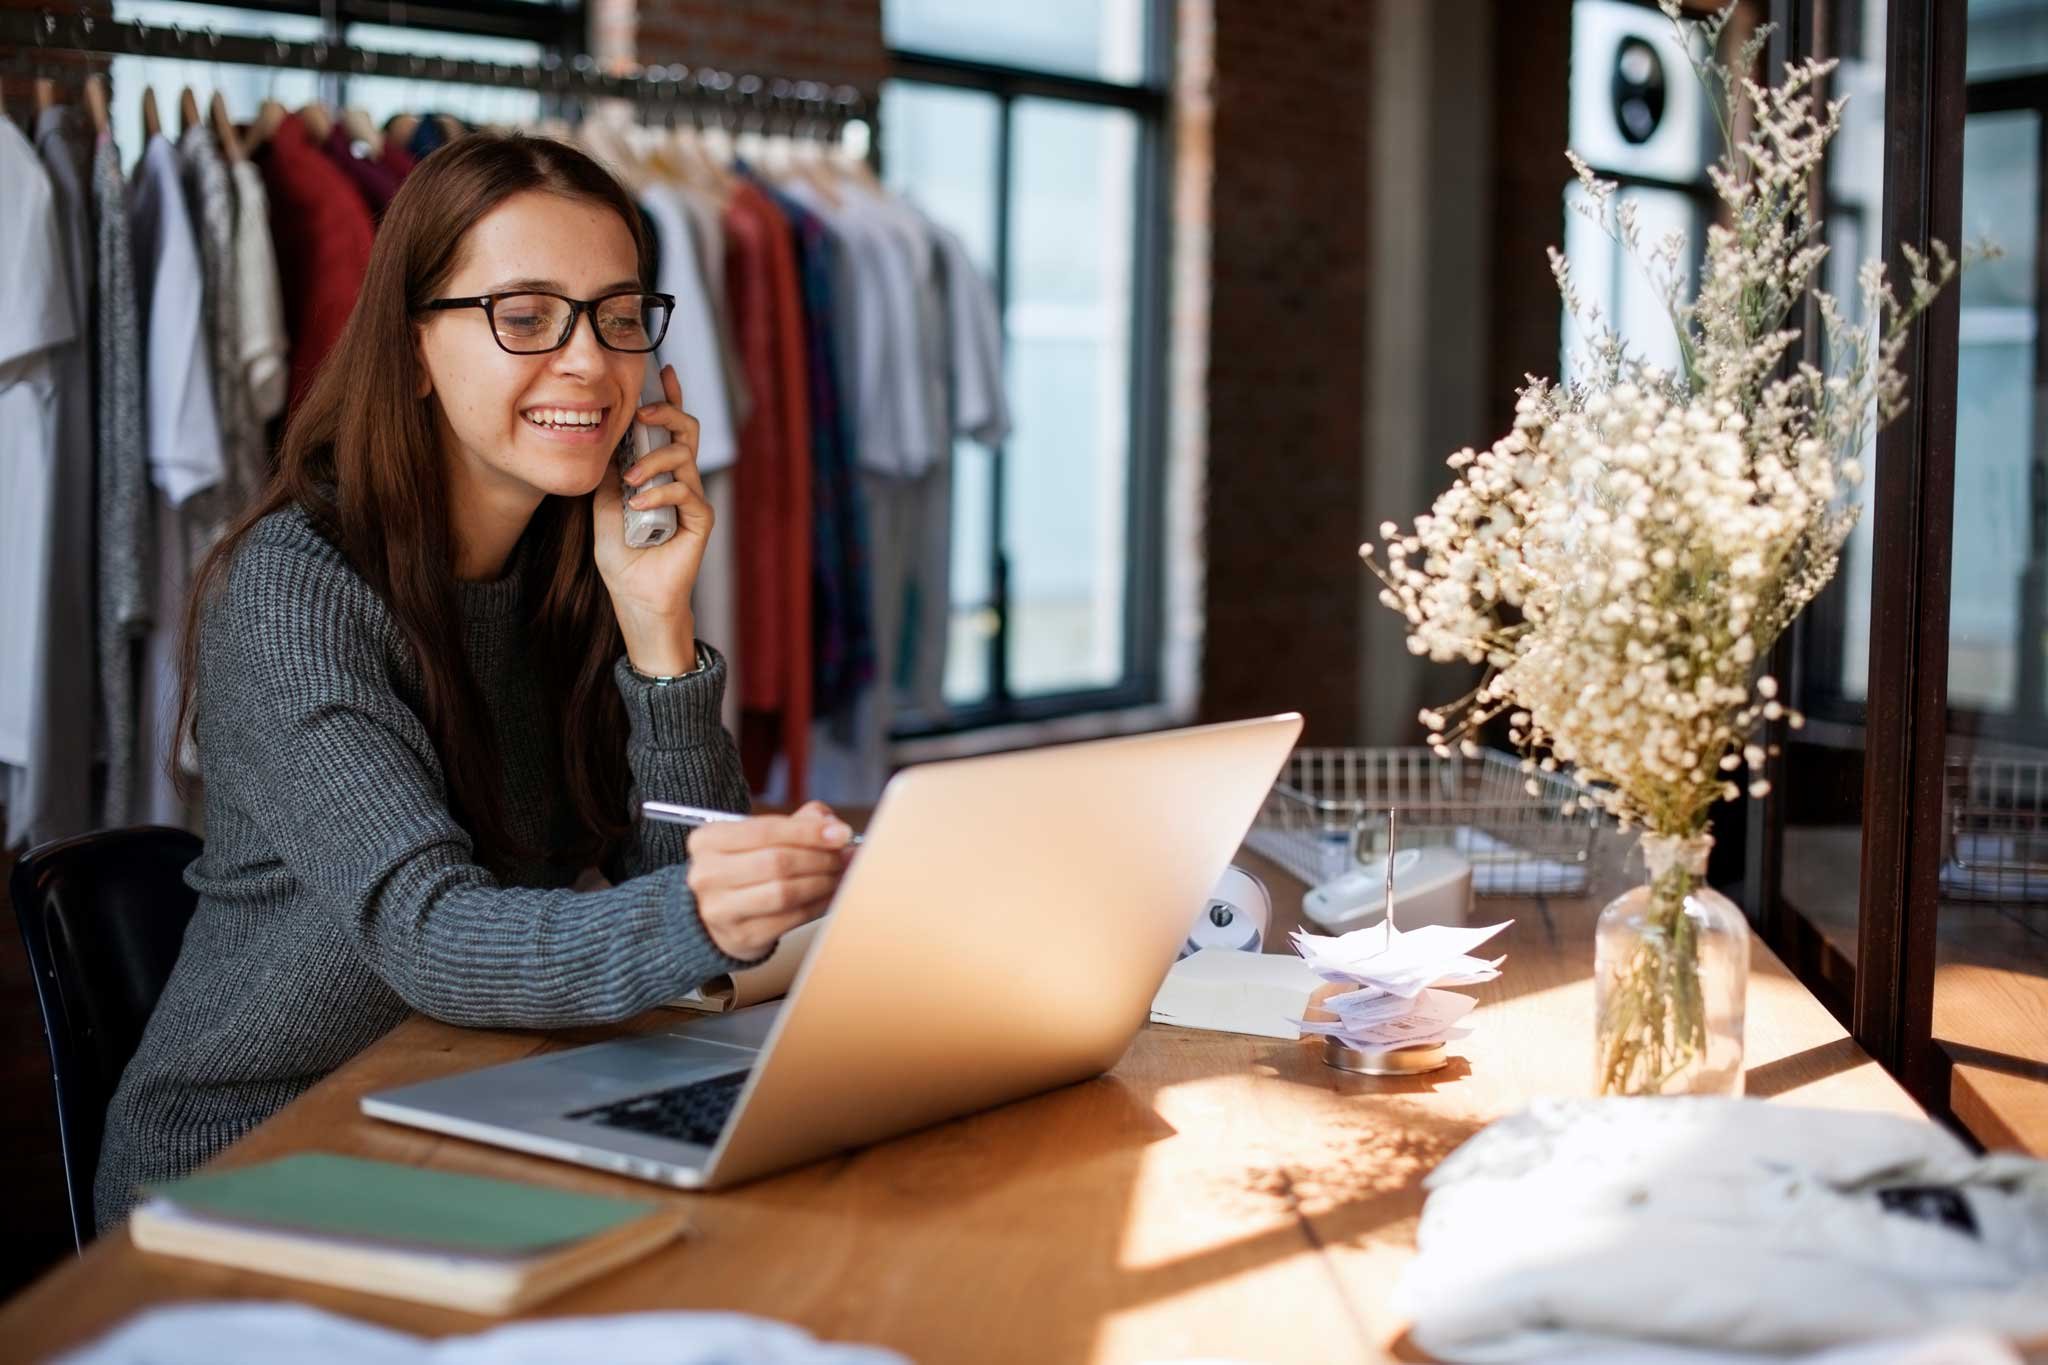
[537,1033,752,1087]
[661,999,783,1051]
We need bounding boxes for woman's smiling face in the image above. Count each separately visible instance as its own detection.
[416,189,647,506]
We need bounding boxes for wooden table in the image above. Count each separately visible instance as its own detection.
[1782,826,2048,1155]
[0,840,1936,1364]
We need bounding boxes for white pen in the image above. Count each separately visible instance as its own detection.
[640,800,864,846]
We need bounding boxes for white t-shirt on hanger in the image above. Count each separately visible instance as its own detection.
[640,186,738,473]
[131,134,225,508]
[640,187,742,726]
[230,161,290,426]
[926,216,1011,448]
[131,134,224,830]
[0,123,77,784]
[856,186,949,476]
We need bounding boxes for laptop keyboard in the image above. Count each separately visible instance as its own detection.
[566,1069,749,1146]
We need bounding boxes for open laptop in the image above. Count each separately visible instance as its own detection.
[361,713,1303,1189]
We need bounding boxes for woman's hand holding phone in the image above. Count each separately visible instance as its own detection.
[591,362,714,676]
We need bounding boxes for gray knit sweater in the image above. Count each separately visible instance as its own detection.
[94,504,753,1231]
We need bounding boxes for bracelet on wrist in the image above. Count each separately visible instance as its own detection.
[627,641,710,686]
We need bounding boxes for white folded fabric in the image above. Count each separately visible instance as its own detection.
[1395,1097,2048,1361]
[1520,1330,2020,1365]
[57,1302,908,1365]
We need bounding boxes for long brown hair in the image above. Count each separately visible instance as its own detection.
[178,132,651,873]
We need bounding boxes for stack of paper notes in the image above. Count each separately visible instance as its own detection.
[1149,947,1327,1039]
[1288,920,1512,1052]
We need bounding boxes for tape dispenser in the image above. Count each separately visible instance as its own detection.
[1181,864,1271,959]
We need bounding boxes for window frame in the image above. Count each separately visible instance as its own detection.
[166,0,581,48]
[1745,0,1965,1115]
[882,4,1173,738]
[1570,0,1979,1118]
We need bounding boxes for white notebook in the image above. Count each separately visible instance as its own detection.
[664,919,823,1013]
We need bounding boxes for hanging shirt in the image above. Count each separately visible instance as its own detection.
[256,114,374,411]
[132,133,225,831]
[926,214,1011,447]
[639,186,739,472]
[638,186,742,728]
[180,126,256,535]
[788,183,953,719]
[764,182,874,719]
[678,184,752,430]
[8,107,101,848]
[674,184,749,735]
[724,179,812,801]
[94,132,152,826]
[132,133,225,507]
[0,122,80,841]
[702,469,742,739]
[229,159,290,435]
[781,179,936,478]
[858,186,950,477]
[791,181,988,800]
[910,212,1013,716]
[380,139,415,183]
[634,202,663,286]
[893,197,953,716]
[380,138,416,182]
[408,113,458,163]
[322,123,401,217]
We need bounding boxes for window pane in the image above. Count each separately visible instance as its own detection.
[341,24,543,130]
[1969,0,2048,80]
[1005,97,1137,696]
[881,80,998,270]
[1776,0,1891,998]
[1938,4,2048,1151]
[111,1,325,172]
[886,0,1148,86]
[879,80,1002,709]
[1559,183,1700,386]
[1950,113,2039,714]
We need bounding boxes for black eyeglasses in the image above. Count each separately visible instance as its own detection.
[421,290,676,355]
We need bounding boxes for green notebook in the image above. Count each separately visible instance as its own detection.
[146,1153,660,1257]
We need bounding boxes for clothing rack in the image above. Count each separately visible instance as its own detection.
[1,8,876,133]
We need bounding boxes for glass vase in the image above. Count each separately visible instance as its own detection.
[1593,832,1750,1096]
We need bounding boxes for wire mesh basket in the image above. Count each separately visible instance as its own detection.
[1245,747,1605,897]
[1943,754,2048,904]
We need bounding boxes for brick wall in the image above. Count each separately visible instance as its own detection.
[609,0,886,92]
[0,0,111,131]
[1197,0,1373,745]
[1488,0,1570,440]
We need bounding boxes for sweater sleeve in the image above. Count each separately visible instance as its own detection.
[196,539,757,1029]
[609,642,752,883]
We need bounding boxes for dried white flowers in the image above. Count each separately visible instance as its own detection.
[1362,2,1967,840]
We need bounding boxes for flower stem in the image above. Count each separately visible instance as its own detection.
[1597,854,1709,1095]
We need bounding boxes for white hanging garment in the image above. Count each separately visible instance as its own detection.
[130,133,224,830]
[0,121,80,843]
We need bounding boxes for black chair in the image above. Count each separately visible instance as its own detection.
[10,826,203,1250]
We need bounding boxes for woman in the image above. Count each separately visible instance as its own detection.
[94,134,848,1230]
